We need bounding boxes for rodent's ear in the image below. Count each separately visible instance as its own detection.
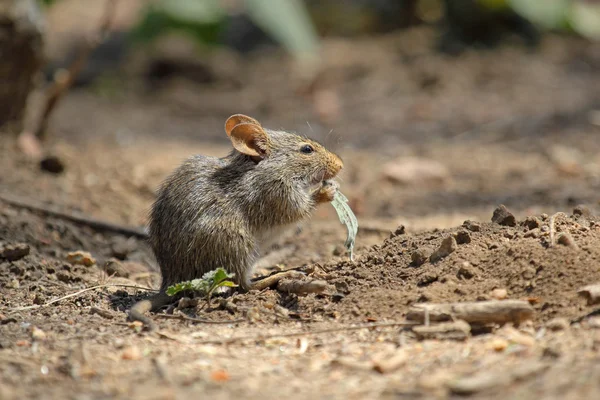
[225,114,261,137]
[229,123,270,158]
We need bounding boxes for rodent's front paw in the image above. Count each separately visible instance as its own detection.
[313,180,338,204]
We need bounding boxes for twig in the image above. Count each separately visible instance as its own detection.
[277,278,328,294]
[6,283,155,313]
[32,0,118,139]
[193,321,418,345]
[251,270,305,291]
[549,212,567,247]
[0,192,148,238]
[154,312,245,325]
[406,300,535,325]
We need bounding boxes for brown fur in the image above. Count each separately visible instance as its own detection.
[129,115,343,328]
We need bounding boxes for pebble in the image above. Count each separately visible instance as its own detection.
[66,251,96,267]
[492,204,517,227]
[587,316,600,329]
[489,338,509,352]
[457,262,476,279]
[454,230,471,244]
[0,243,30,261]
[122,346,143,360]
[411,249,428,266]
[40,155,65,174]
[430,236,457,263]
[545,317,569,331]
[462,220,481,232]
[490,288,508,300]
[573,205,591,218]
[523,216,541,230]
[31,327,46,341]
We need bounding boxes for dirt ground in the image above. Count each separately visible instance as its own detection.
[2,28,600,399]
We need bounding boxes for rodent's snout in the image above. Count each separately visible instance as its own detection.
[324,152,344,180]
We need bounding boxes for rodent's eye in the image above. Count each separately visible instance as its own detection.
[300,144,314,154]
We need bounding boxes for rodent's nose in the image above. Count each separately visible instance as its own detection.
[327,152,344,178]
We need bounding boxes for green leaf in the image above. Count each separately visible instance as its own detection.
[331,190,359,261]
[570,2,600,40]
[245,0,320,61]
[508,0,569,29]
[166,268,236,297]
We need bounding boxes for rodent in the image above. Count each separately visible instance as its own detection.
[129,114,344,327]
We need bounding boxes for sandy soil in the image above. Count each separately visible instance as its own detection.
[1,28,600,399]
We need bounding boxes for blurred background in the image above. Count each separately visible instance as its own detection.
[1,0,600,236]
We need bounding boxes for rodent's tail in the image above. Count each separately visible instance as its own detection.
[128,292,173,331]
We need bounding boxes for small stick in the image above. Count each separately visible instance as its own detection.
[193,321,418,345]
[578,283,600,306]
[251,270,305,291]
[153,312,245,325]
[7,284,155,313]
[277,278,328,294]
[0,192,148,238]
[32,0,118,139]
[549,212,567,247]
[406,300,534,325]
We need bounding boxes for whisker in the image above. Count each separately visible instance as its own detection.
[306,121,314,133]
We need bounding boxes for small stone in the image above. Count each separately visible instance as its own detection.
[417,272,438,287]
[430,236,457,263]
[546,318,569,331]
[103,259,128,278]
[523,216,541,230]
[31,327,46,341]
[556,233,578,249]
[457,262,476,279]
[9,279,19,289]
[122,346,143,360]
[490,288,508,300]
[573,205,592,218]
[587,316,600,329]
[331,293,345,302]
[492,204,516,227]
[411,249,428,266]
[66,251,96,267]
[489,338,509,352]
[33,294,45,305]
[40,155,65,174]
[505,328,536,347]
[0,243,30,261]
[462,220,480,232]
[522,267,536,280]
[524,229,540,238]
[56,271,71,283]
[454,230,471,244]
[392,225,406,236]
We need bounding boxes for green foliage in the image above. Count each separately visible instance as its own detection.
[508,0,569,29]
[38,0,58,6]
[131,0,224,46]
[132,0,319,60]
[166,268,237,299]
[245,0,319,58]
[331,190,358,261]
